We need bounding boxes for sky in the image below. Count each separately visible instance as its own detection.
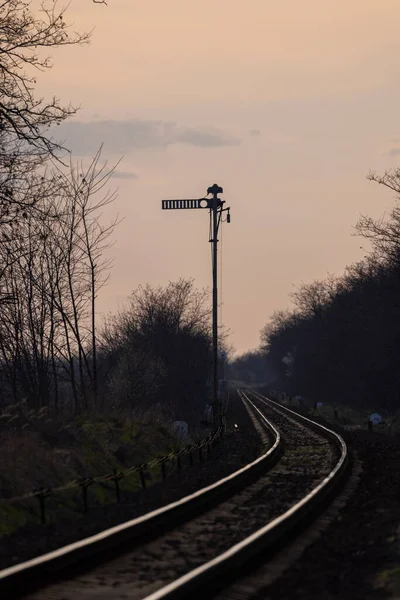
[36,0,400,354]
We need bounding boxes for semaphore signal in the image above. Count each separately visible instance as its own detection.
[161,184,231,429]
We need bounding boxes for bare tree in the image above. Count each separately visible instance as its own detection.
[0,0,108,228]
[0,151,119,412]
[0,1,95,157]
[290,275,341,319]
[355,170,400,269]
[52,149,120,407]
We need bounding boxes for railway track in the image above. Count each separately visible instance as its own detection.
[0,391,350,600]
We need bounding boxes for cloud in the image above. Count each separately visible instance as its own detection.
[175,128,239,147]
[387,148,400,157]
[87,168,138,180]
[53,119,241,156]
[112,170,138,179]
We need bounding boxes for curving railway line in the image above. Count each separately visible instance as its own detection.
[0,391,351,600]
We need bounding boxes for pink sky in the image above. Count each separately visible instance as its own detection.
[37,0,400,354]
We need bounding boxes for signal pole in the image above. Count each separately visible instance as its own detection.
[161,184,230,430]
[210,184,222,429]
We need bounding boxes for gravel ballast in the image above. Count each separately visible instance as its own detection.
[263,427,400,600]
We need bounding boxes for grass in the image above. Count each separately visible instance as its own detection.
[0,403,184,536]
[271,394,400,436]
[312,402,400,435]
[374,564,400,595]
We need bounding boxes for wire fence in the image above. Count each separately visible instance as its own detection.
[1,426,223,525]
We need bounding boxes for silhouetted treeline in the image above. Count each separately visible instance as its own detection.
[226,350,276,385]
[99,279,213,424]
[241,170,400,414]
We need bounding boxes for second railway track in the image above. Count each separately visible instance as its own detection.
[0,391,350,600]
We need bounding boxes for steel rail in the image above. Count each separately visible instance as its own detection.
[0,394,281,599]
[251,390,348,450]
[139,390,349,600]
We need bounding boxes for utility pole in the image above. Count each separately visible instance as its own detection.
[161,184,230,430]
